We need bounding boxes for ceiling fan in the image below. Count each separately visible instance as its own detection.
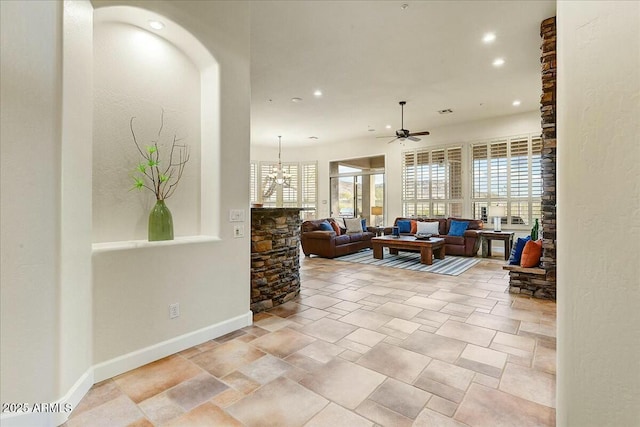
[378,101,430,143]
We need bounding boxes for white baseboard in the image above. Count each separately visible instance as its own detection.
[93,310,253,382]
[0,368,94,427]
[0,312,252,427]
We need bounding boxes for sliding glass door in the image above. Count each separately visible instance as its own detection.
[329,156,385,227]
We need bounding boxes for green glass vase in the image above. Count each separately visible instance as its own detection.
[148,199,174,241]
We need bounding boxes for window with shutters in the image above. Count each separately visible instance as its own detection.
[471,134,542,227]
[250,162,257,203]
[251,161,318,218]
[402,146,463,217]
[300,162,318,219]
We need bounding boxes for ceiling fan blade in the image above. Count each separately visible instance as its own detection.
[376,135,395,139]
[387,138,399,144]
[407,136,421,142]
[409,131,430,136]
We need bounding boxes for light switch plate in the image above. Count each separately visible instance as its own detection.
[229,209,245,222]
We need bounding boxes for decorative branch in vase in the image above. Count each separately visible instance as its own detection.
[129,110,190,241]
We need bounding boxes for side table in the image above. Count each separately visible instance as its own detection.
[369,226,385,236]
[479,231,515,261]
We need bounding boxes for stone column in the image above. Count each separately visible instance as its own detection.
[250,208,302,312]
[508,16,557,299]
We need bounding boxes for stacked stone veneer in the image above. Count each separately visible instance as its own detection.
[251,208,302,312]
[509,16,557,299]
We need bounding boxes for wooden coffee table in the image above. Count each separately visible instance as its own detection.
[371,235,445,265]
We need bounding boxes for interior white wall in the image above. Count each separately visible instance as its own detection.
[252,110,540,223]
[1,1,250,424]
[557,1,640,426]
[0,0,62,405]
[60,0,94,398]
[93,20,201,242]
[91,0,251,374]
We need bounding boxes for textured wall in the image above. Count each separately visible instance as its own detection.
[557,1,640,425]
[93,20,201,242]
[1,0,62,404]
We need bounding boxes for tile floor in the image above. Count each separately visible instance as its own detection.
[64,254,556,427]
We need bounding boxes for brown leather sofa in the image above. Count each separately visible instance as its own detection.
[301,218,375,258]
[384,217,483,257]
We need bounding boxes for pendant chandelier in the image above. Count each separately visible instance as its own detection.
[263,136,292,198]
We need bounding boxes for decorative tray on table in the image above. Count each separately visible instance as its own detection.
[414,233,433,240]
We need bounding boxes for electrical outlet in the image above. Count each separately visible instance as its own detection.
[233,224,244,238]
[169,303,180,319]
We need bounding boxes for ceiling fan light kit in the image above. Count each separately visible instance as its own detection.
[381,101,430,144]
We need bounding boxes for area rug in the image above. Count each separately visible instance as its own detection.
[335,248,481,276]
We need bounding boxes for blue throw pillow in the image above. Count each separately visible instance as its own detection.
[318,221,333,231]
[509,236,531,265]
[361,218,366,231]
[448,220,469,237]
[397,220,411,233]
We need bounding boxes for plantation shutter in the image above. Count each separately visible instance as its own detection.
[472,144,488,199]
[447,147,463,217]
[402,151,416,216]
[250,162,257,203]
[471,134,542,226]
[416,150,430,200]
[490,141,508,198]
[431,149,445,200]
[281,163,299,207]
[301,162,318,219]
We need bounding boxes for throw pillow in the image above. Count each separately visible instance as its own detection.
[397,220,412,233]
[417,221,440,235]
[332,217,346,229]
[448,220,469,237]
[345,217,364,234]
[521,240,543,268]
[318,221,333,232]
[361,218,366,231]
[328,220,341,235]
[508,236,531,265]
[410,220,417,234]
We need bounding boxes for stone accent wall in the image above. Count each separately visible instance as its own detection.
[509,16,557,299]
[251,208,302,312]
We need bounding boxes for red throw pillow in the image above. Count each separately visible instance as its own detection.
[520,240,542,267]
[329,220,341,235]
[410,220,417,234]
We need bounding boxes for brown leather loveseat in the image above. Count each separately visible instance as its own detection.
[301,218,375,258]
[384,217,483,257]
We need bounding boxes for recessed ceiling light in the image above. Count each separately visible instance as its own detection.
[400,4,409,10]
[385,125,392,129]
[308,136,319,140]
[482,32,496,43]
[291,97,303,103]
[313,90,322,97]
[492,58,505,67]
[512,100,521,106]
[438,108,453,114]
[148,20,164,30]
[368,128,376,132]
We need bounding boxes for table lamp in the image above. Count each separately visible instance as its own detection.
[488,205,506,232]
[371,206,383,226]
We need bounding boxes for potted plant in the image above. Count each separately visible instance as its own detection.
[129,111,190,241]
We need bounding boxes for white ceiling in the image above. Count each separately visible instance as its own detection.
[250,0,556,148]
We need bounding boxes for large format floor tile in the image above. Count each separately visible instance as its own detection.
[68,254,556,427]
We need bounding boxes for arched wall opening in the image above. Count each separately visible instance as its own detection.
[90,4,251,383]
[92,6,219,243]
